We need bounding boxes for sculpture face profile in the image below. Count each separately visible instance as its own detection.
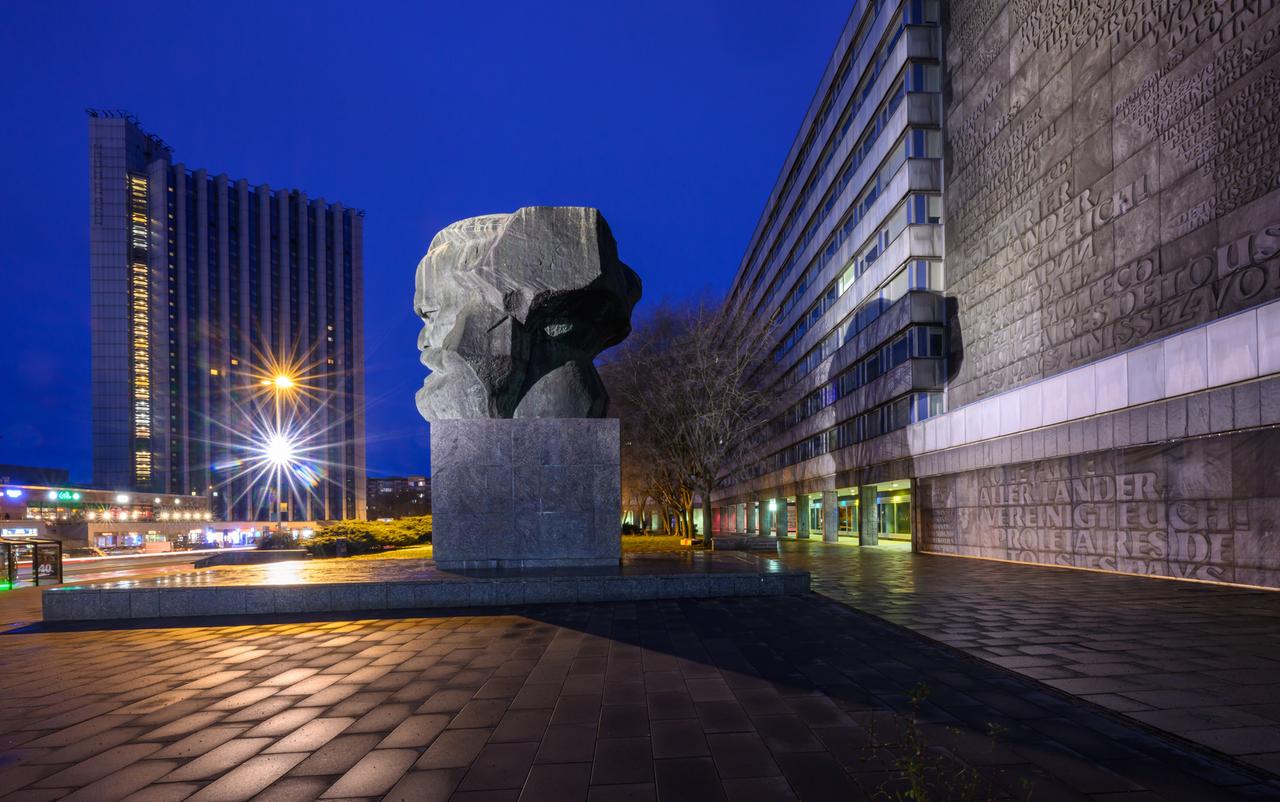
[414,206,642,420]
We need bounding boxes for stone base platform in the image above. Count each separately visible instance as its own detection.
[431,418,622,570]
[41,553,809,622]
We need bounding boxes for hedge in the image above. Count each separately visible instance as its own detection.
[303,516,432,557]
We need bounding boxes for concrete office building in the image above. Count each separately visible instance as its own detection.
[89,111,366,522]
[713,0,1280,589]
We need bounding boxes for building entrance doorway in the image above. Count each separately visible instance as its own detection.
[874,481,912,542]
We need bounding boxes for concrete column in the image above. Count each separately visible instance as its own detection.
[796,493,810,539]
[775,496,789,538]
[822,491,839,542]
[736,503,745,533]
[746,501,758,534]
[859,485,879,546]
[757,498,770,536]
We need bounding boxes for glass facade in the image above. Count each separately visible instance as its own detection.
[88,111,367,522]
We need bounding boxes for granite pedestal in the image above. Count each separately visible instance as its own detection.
[431,417,621,570]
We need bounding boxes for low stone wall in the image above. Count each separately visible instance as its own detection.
[712,536,780,552]
[193,550,308,568]
[42,563,810,622]
[917,428,1280,589]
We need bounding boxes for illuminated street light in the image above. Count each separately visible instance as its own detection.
[266,433,297,469]
[273,374,295,391]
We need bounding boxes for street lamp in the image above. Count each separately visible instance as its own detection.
[266,375,297,534]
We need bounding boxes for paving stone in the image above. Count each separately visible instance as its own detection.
[59,759,178,802]
[693,701,752,733]
[242,775,331,802]
[590,737,653,785]
[264,717,354,754]
[416,728,492,769]
[286,733,380,776]
[319,747,417,798]
[518,762,591,802]
[154,726,248,759]
[646,692,696,721]
[242,707,322,739]
[458,742,539,791]
[551,694,602,726]
[772,752,861,802]
[534,724,596,764]
[28,726,147,766]
[490,707,553,743]
[721,776,800,802]
[706,733,780,779]
[34,743,161,789]
[186,752,306,802]
[599,704,649,738]
[381,768,466,802]
[750,716,824,753]
[653,757,725,802]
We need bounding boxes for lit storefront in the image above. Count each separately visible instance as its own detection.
[0,483,213,551]
[746,479,914,545]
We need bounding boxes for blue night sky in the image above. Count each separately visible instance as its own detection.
[0,0,851,482]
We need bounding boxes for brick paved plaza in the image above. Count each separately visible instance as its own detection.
[0,544,1278,801]
[777,542,1280,777]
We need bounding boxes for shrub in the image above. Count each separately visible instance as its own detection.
[257,530,298,550]
[621,522,643,535]
[304,516,432,558]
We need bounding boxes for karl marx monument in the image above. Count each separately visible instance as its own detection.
[415,206,642,569]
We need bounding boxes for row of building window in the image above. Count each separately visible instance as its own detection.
[773,195,940,366]
[783,259,944,387]
[779,324,944,431]
[767,391,944,473]
[768,63,941,315]
[747,0,881,273]
[742,0,938,293]
[775,125,938,329]
[758,65,916,324]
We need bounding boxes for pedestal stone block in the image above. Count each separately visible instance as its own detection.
[431,418,621,569]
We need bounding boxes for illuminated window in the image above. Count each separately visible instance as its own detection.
[127,173,152,483]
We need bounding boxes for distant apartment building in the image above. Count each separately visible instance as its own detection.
[713,0,1280,589]
[88,111,366,521]
[367,475,431,520]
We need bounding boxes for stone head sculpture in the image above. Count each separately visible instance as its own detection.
[415,206,642,420]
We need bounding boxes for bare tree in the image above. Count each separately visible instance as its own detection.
[604,299,777,542]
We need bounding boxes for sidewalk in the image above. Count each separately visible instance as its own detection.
[772,540,1280,776]
[0,594,1276,800]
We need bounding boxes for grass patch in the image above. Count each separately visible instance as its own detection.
[348,543,434,560]
[622,535,695,553]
